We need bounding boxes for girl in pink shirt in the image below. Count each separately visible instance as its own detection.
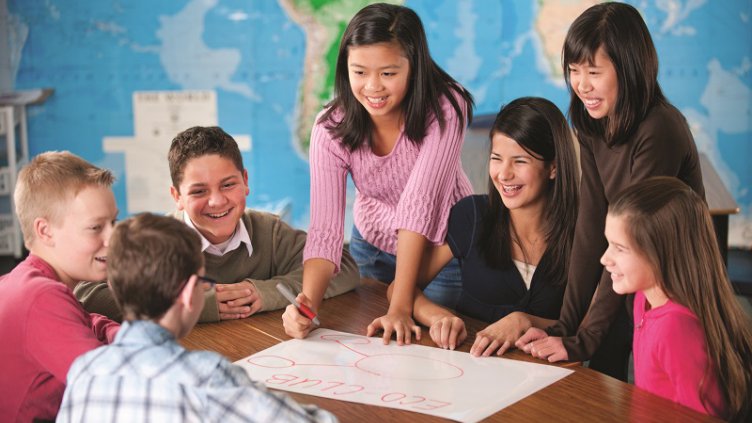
[282,3,474,344]
[600,177,752,421]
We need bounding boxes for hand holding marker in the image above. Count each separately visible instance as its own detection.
[276,283,320,326]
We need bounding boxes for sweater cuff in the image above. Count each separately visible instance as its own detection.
[250,279,288,312]
[545,321,568,337]
[303,230,344,273]
[395,189,454,246]
[198,289,220,323]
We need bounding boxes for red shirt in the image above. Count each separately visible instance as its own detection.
[0,255,119,422]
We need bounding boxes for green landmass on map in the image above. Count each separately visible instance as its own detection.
[281,0,402,155]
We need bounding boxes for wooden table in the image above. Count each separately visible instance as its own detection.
[183,279,719,422]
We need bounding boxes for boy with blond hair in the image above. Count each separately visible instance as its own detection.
[58,213,336,422]
[0,152,120,421]
[77,126,359,322]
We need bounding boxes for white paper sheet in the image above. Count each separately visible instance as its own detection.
[235,329,572,422]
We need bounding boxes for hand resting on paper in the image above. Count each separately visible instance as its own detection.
[282,293,316,339]
[515,327,569,362]
[427,314,466,350]
[366,310,422,346]
[383,281,465,350]
[215,281,261,320]
[470,311,531,357]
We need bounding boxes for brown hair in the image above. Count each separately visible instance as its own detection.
[480,97,578,287]
[563,2,666,146]
[610,177,752,422]
[168,126,244,189]
[107,213,204,320]
[320,2,473,151]
[14,151,115,249]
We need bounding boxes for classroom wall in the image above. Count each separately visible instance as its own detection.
[0,0,12,92]
[4,0,752,247]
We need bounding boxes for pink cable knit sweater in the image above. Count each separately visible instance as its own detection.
[304,94,473,271]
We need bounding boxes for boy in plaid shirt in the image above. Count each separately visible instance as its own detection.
[57,213,336,422]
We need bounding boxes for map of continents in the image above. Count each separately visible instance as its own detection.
[7,0,752,246]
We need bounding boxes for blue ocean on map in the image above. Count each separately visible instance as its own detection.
[7,0,752,246]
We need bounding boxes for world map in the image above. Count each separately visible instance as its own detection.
[7,0,752,247]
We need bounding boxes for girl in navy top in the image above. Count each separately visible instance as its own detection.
[369,97,578,355]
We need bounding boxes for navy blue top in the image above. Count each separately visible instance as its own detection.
[446,195,565,323]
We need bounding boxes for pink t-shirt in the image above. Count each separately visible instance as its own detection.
[632,290,726,418]
[304,93,473,270]
[0,255,119,422]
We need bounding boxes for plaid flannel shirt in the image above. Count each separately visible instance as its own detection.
[57,320,336,423]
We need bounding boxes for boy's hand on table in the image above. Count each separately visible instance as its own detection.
[515,327,569,362]
[428,315,466,350]
[470,312,531,357]
[216,282,262,320]
[282,293,316,339]
[366,311,421,346]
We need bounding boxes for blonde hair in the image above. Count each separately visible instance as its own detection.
[610,176,752,422]
[14,151,115,249]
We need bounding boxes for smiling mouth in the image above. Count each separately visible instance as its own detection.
[94,256,107,263]
[582,98,601,107]
[206,209,231,219]
[502,184,522,193]
[366,96,387,105]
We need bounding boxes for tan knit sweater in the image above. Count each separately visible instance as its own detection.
[75,209,360,323]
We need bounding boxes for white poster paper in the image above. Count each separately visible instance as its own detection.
[235,329,572,422]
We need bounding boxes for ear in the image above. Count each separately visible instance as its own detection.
[548,163,557,180]
[178,275,199,311]
[34,217,55,247]
[242,169,250,196]
[170,185,184,211]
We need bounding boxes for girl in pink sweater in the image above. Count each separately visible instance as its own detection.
[282,3,474,344]
[600,177,751,421]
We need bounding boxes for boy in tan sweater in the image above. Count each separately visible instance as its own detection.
[77,126,359,322]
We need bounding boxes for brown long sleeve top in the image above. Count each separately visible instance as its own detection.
[546,101,705,361]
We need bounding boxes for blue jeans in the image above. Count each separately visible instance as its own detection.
[348,226,462,309]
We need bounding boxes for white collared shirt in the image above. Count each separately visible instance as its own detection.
[183,213,253,257]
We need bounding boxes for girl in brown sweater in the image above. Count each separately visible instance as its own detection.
[515,2,704,381]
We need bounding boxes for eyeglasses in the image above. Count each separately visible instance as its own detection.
[197,275,217,291]
[177,275,217,294]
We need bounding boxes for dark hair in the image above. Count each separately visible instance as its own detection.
[610,177,752,422]
[107,213,204,320]
[563,2,666,146]
[319,3,473,151]
[480,97,579,286]
[168,126,244,189]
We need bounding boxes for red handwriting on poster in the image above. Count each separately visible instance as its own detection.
[247,334,460,411]
[265,373,451,410]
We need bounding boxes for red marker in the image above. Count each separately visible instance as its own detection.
[277,283,320,326]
